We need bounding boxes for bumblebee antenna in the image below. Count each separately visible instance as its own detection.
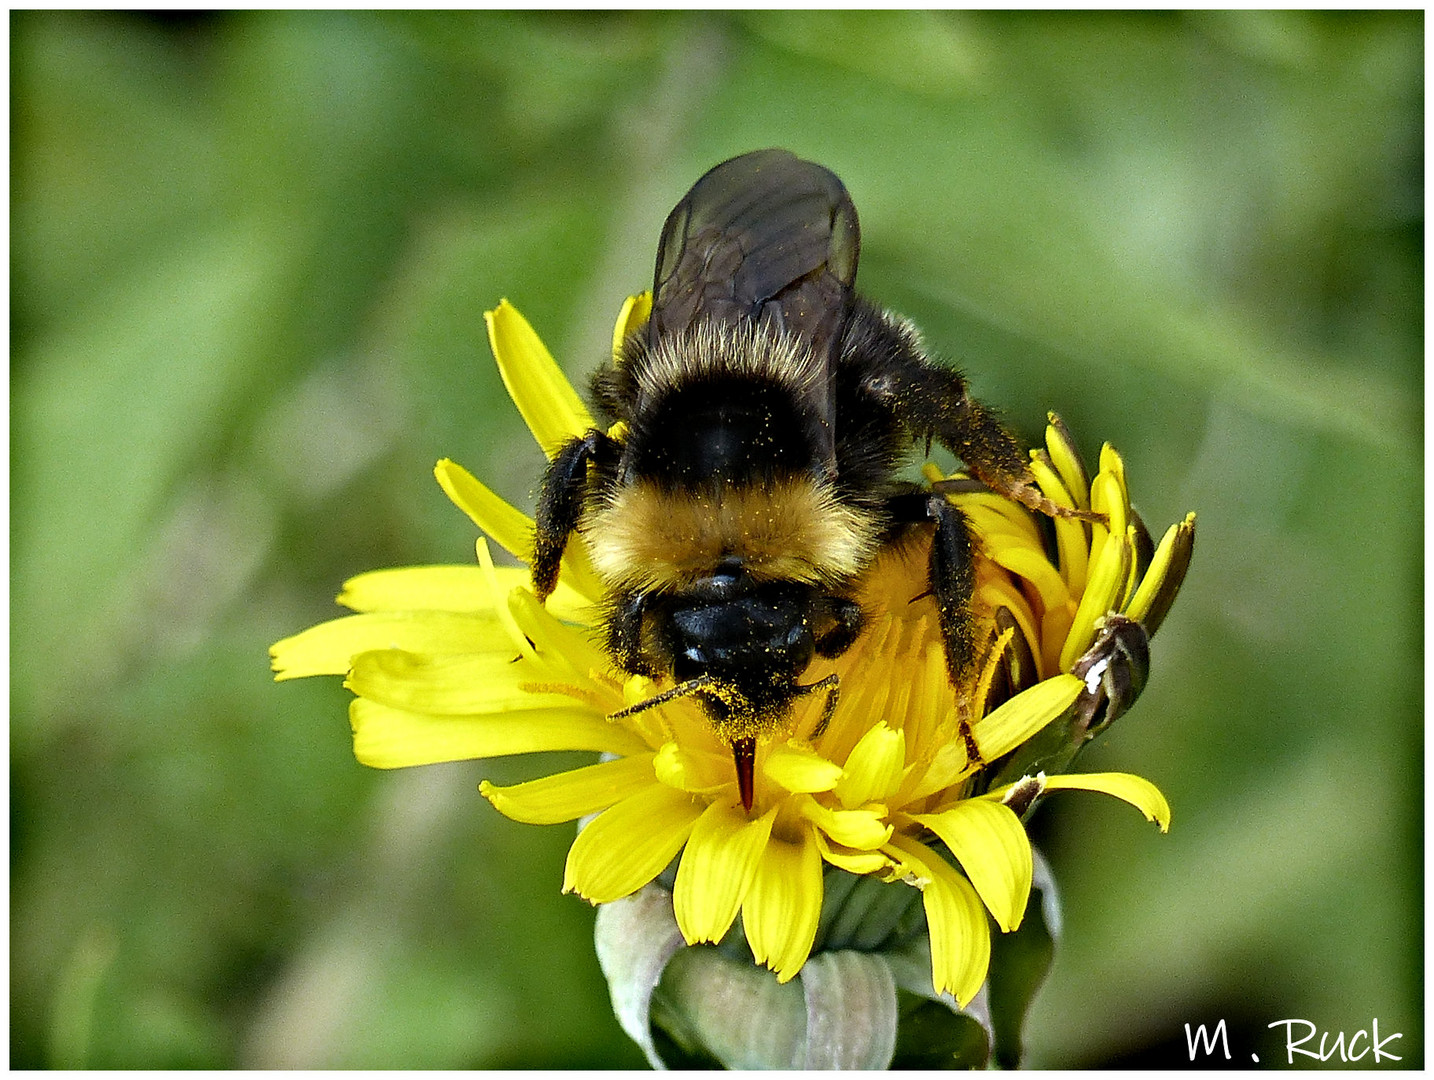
[610,673,841,814]
[608,677,760,811]
[608,674,717,720]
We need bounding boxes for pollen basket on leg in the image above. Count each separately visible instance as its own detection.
[582,477,880,593]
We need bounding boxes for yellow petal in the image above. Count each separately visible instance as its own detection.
[673,802,777,946]
[1025,450,1076,512]
[1043,772,1172,832]
[349,698,649,768]
[743,829,823,983]
[541,577,601,624]
[479,753,656,824]
[834,723,905,809]
[988,544,1071,616]
[814,832,894,876]
[799,796,893,851]
[1028,451,1089,598]
[564,783,703,903]
[900,740,977,805]
[488,566,595,625]
[911,800,1032,932]
[1044,414,1092,511]
[975,577,1045,681]
[971,673,1083,763]
[901,643,955,760]
[435,458,535,564]
[345,649,576,715]
[337,565,492,614]
[1085,466,1129,578]
[475,536,539,664]
[1125,512,1197,635]
[884,835,990,1005]
[956,495,1044,552]
[506,586,612,684]
[1060,521,1131,671]
[764,743,845,794]
[1098,442,1128,495]
[654,740,732,795]
[969,626,1014,726]
[611,292,652,361]
[1039,604,1076,678]
[486,299,595,455]
[441,464,608,605]
[476,540,610,683]
[270,610,509,680]
[335,563,589,644]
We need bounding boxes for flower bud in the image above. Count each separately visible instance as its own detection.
[989,614,1152,786]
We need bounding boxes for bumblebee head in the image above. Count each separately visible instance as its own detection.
[607,561,853,811]
[662,568,821,809]
[666,563,818,707]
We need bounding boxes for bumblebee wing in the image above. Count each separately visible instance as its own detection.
[650,148,860,357]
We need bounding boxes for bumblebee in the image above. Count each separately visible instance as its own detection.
[532,149,1090,809]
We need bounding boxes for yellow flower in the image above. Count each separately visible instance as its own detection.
[271,298,1194,1004]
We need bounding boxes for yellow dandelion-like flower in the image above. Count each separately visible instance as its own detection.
[271,297,1194,1011]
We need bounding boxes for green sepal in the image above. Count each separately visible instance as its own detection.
[599,867,1024,1069]
[649,945,905,1069]
[592,884,688,1069]
[650,945,807,1068]
[814,864,926,953]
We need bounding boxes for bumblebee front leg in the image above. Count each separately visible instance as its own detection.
[532,429,619,599]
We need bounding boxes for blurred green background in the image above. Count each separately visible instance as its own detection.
[11,10,1421,1069]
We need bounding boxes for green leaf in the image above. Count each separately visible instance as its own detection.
[986,850,1061,1069]
[891,994,992,1070]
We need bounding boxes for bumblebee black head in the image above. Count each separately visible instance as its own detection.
[606,564,857,810]
[667,582,817,707]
